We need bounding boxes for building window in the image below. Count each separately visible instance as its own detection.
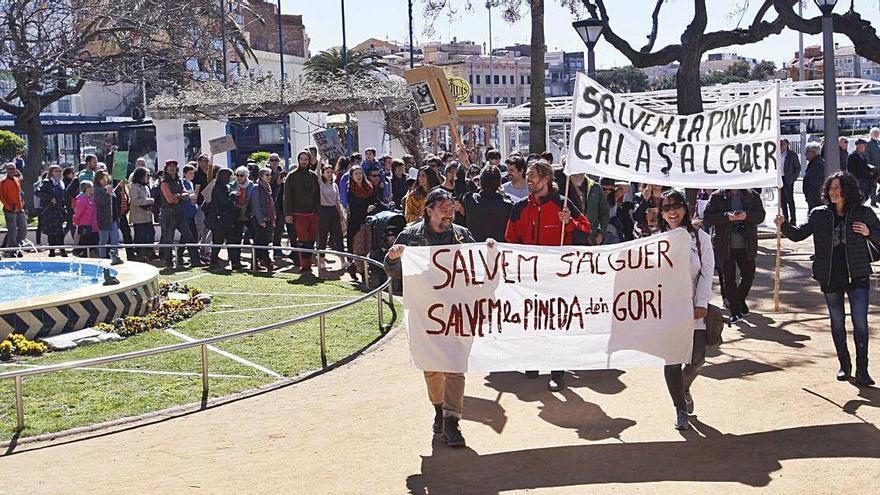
[469,74,473,84]
[502,75,507,84]
[494,75,499,84]
[521,75,525,84]
[476,74,481,84]
[476,95,482,104]
[527,76,531,84]
[57,98,71,114]
[510,76,514,85]
[259,124,284,145]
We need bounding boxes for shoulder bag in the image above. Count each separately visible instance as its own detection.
[694,230,725,347]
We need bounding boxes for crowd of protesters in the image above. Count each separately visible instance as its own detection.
[2,135,880,446]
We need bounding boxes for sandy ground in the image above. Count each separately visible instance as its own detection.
[2,235,880,495]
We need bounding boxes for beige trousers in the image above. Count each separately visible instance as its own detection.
[423,371,465,418]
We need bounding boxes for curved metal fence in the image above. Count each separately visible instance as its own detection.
[0,242,394,433]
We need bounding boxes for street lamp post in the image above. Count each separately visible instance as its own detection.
[572,19,605,78]
[276,0,291,170]
[408,0,415,69]
[342,0,353,154]
[487,1,494,105]
[817,0,840,173]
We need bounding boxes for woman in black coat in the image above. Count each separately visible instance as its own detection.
[208,168,239,268]
[776,171,880,386]
[37,165,67,257]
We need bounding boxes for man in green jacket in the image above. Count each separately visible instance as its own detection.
[283,150,321,273]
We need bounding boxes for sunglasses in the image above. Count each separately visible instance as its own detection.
[602,186,614,192]
[269,158,280,162]
[235,173,246,177]
[660,202,684,212]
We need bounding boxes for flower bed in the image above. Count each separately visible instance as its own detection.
[1,334,49,361]
[95,281,205,337]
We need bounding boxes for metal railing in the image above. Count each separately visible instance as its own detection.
[0,242,395,432]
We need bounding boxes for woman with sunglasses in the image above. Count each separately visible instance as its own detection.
[317,164,345,272]
[658,189,714,430]
[250,167,276,272]
[227,166,254,270]
[37,165,67,257]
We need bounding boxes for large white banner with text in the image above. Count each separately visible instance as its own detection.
[565,73,782,189]
[401,229,696,373]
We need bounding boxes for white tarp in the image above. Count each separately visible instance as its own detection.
[565,73,782,189]
[401,229,696,373]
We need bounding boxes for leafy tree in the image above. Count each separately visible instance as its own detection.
[594,66,648,93]
[0,130,25,161]
[724,60,751,79]
[0,0,255,208]
[304,48,387,81]
[750,60,777,80]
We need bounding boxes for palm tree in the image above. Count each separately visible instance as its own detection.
[305,48,387,81]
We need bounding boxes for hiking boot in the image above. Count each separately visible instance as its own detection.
[674,408,690,430]
[110,256,124,266]
[856,351,875,386]
[432,405,443,434]
[441,416,466,448]
[684,390,694,414]
[548,371,565,392]
[740,301,750,316]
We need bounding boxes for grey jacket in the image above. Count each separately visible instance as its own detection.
[128,182,154,225]
[384,220,475,279]
[93,186,117,230]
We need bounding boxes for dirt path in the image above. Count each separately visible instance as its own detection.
[2,237,880,495]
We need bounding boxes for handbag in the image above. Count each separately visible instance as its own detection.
[693,230,724,347]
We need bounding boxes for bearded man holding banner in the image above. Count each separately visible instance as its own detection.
[504,159,591,391]
[384,188,476,448]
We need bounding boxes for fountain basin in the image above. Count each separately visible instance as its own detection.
[0,260,160,340]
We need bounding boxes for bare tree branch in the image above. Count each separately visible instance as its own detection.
[640,0,666,53]
[582,0,681,66]
[772,0,880,63]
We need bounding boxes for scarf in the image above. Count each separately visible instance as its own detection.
[261,181,275,227]
[349,178,374,199]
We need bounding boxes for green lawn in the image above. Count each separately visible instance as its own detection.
[0,267,400,438]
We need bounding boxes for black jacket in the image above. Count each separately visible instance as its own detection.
[847,152,874,180]
[781,205,880,285]
[803,156,826,198]
[702,188,766,264]
[209,182,237,227]
[462,190,513,242]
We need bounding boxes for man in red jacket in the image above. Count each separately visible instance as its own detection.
[1,163,26,258]
[504,159,591,391]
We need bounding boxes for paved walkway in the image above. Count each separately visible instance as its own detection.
[2,237,880,494]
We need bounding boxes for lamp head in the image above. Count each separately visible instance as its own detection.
[572,18,606,48]
[814,0,837,16]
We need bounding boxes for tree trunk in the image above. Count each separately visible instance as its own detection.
[16,116,45,212]
[528,0,546,155]
[675,49,704,115]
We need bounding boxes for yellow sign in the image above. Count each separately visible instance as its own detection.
[447,76,471,105]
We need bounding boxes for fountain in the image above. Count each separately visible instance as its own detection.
[0,257,159,340]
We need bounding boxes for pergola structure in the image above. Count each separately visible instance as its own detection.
[147,74,423,166]
[500,78,880,158]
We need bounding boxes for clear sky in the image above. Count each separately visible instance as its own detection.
[283,0,880,69]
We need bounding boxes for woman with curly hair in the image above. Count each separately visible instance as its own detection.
[777,172,880,386]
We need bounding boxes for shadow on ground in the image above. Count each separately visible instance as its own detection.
[406,421,880,494]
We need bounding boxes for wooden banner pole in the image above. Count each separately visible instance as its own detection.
[560,174,571,246]
[773,189,783,312]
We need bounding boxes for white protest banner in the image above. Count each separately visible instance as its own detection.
[566,73,781,189]
[402,229,696,373]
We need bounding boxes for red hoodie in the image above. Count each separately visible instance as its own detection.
[505,191,591,246]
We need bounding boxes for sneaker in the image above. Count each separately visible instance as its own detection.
[441,416,466,448]
[740,301,750,316]
[674,408,690,430]
[525,371,539,379]
[684,390,694,414]
[729,312,741,324]
[432,405,443,434]
[110,257,124,266]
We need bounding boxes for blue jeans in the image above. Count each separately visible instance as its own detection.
[98,221,120,259]
[824,287,870,365]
